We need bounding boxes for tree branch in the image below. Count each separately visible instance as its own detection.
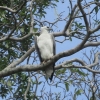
[3,45,35,70]
[24,77,31,100]
[77,0,89,32]
[0,14,17,42]
[62,4,77,35]
[0,6,16,13]
[0,0,26,13]
[55,52,100,73]
[1,50,100,78]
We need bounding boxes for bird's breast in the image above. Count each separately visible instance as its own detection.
[37,34,53,60]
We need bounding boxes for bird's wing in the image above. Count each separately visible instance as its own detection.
[51,33,56,56]
[48,33,56,81]
[34,36,43,62]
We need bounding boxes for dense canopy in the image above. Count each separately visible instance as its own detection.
[0,0,100,100]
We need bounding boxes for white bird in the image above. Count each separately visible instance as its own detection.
[35,26,56,81]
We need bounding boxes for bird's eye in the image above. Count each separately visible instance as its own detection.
[47,26,49,28]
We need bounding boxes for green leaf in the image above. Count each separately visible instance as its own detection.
[13,74,17,79]
[70,68,86,76]
[20,28,24,33]
[74,89,83,99]
[33,28,38,32]
[69,36,72,41]
[38,81,42,84]
[65,82,69,91]
[56,68,66,75]
[94,6,98,14]
[77,69,86,76]
[7,81,12,87]
[95,0,99,2]
[75,89,83,96]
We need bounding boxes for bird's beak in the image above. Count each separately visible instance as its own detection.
[47,27,53,31]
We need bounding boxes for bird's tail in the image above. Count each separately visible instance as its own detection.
[44,64,54,81]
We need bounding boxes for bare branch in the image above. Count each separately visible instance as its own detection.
[56,52,100,73]
[1,49,100,78]
[62,4,77,35]
[55,58,86,70]
[77,0,89,32]
[30,0,34,33]
[90,24,100,34]
[0,6,16,13]
[24,77,31,100]
[9,32,39,41]
[84,42,100,48]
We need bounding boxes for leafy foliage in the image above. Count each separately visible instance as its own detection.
[0,0,100,100]
[0,0,59,99]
